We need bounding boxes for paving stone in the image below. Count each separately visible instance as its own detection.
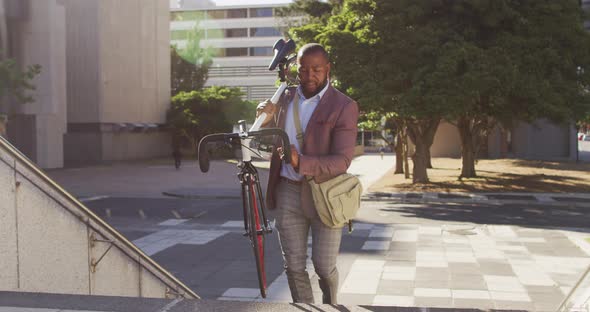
[525,285,563,294]
[376,280,414,296]
[416,260,448,268]
[415,268,450,281]
[534,302,562,312]
[385,250,416,261]
[549,273,581,286]
[478,261,514,276]
[452,299,495,309]
[450,274,488,290]
[414,297,453,308]
[493,300,535,311]
[389,242,417,250]
[414,279,451,289]
[528,292,565,308]
[373,295,414,307]
[448,263,481,275]
[338,293,375,306]
[490,291,531,302]
[414,288,451,298]
[382,266,416,281]
[484,275,526,292]
[384,260,416,267]
[451,290,490,300]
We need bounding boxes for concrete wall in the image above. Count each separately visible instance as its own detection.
[5,0,67,169]
[431,121,462,158]
[510,119,575,160]
[0,136,197,299]
[97,0,170,124]
[64,0,171,166]
[64,130,171,166]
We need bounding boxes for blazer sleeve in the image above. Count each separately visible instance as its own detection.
[298,100,359,177]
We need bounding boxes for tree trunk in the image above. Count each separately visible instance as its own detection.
[406,118,441,184]
[457,116,478,178]
[426,148,432,168]
[394,132,404,174]
[402,131,410,179]
[411,140,429,183]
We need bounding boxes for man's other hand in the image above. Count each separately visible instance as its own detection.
[256,99,277,126]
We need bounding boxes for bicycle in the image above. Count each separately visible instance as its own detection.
[197,39,297,298]
[198,123,291,298]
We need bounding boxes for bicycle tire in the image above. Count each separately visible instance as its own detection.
[247,176,267,298]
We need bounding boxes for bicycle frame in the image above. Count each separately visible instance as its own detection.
[196,38,297,299]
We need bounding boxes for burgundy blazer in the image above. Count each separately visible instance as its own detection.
[264,85,359,218]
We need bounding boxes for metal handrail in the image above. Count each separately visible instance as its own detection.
[0,135,199,300]
[557,263,590,311]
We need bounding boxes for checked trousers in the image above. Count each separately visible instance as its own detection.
[274,179,343,304]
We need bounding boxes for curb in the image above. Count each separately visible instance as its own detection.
[162,191,241,200]
[363,192,590,208]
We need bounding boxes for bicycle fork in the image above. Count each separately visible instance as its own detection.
[239,166,272,236]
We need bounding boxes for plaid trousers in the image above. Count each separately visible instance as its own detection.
[274,180,343,304]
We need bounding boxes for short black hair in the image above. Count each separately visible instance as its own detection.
[298,43,329,62]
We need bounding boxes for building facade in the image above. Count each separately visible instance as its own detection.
[1,0,171,168]
[170,0,295,101]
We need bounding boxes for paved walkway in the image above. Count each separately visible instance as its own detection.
[41,154,590,311]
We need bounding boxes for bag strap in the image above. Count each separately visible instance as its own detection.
[292,91,303,148]
[292,92,314,183]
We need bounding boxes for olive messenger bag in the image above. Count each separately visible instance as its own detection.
[290,91,362,230]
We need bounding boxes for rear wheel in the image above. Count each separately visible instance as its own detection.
[247,177,267,298]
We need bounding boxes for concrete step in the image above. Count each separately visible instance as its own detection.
[0,291,483,312]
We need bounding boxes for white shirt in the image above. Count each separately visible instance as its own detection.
[280,81,330,181]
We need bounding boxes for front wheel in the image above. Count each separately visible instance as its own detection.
[247,177,267,298]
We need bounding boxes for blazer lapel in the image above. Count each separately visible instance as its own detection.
[278,88,295,130]
[302,85,335,150]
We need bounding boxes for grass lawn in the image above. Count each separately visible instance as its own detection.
[369,157,590,194]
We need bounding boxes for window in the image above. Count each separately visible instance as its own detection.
[171,11,205,21]
[207,10,226,19]
[227,9,247,18]
[249,8,273,18]
[206,29,224,39]
[225,48,248,57]
[250,27,282,37]
[225,28,248,38]
[250,47,273,56]
[170,30,189,40]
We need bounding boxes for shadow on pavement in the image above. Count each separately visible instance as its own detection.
[376,201,590,233]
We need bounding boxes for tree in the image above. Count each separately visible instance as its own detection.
[358,111,410,175]
[167,86,256,150]
[171,26,213,96]
[410,0,590,178]
[0,56,41,136]
[0,57,41,105]
[295,0,445,183]
[291,0,590,182]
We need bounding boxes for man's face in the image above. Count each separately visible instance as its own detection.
[297,52,330,97]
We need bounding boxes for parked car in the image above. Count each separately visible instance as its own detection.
[580,133,587,141]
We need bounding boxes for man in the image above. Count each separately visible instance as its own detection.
[256,43,359,304]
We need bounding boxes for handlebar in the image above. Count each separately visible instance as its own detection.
[198,128,292,173]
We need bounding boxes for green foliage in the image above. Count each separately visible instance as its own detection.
[167,86,256,146]
[276,0,342,21]
[171,26,214,95]
[0,57,41,105]
[290,0,590,180]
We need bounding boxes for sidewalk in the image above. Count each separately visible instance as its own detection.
[41,154,590,311]
[47,154,396,200]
